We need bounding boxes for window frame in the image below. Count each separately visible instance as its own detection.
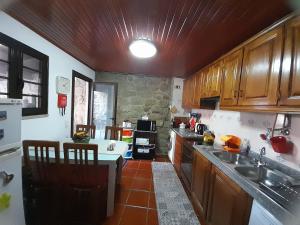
[0,32,49,116]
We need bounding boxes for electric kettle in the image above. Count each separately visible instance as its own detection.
[195,123,207,135]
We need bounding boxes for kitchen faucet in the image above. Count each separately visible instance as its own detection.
[255,147,266,167]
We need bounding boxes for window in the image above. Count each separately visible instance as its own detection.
[0,32,49,116]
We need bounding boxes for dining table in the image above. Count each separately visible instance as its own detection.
[27,138,129,217]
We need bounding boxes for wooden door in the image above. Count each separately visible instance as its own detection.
[210,61,223,97]
[279,16,300,106]
[191,151,212,218]
[206,167,252,225]
[238,27,283,106]
[220,49,243,106]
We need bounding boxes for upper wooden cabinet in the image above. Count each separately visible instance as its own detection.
[206,167,252,225]
[220,49,243,106]
[209,61,223,97]
[182,74,200,108]
[191,74,200,107]
[238,27,283,106]
[184,15,300,112]
[279,16,300,106]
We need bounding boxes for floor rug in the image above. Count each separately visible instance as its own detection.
[152,162,201,225]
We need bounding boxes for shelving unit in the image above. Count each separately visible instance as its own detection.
[122,128,133,159]
[132,130,157,160]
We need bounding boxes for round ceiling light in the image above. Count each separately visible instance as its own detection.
[129,39,157,58]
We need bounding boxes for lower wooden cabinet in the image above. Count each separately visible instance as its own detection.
[191,151,212,217]
[191,152,252,225]
[174,134,183,173]
[206,166,252,225]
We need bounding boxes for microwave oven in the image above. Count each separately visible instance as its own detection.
[137,120,156,131]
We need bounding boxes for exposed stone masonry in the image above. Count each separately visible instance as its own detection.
[95,72,171,154]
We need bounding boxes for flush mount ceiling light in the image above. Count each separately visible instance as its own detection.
[129,39,157,58]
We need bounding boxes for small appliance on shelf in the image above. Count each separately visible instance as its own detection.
[133,119,157,160]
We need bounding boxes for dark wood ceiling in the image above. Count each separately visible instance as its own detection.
[2,0,293,77]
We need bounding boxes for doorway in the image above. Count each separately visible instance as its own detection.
[93,82,118,139]
[71,70,93,136]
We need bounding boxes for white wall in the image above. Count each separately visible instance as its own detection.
[0,12,95,140]
[192,108,300,171]
[170,78,189,118]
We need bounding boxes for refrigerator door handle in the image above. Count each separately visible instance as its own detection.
[0,171,14,186]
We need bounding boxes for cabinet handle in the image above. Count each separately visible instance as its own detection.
[233,90,239,98]
[239,90,244,98]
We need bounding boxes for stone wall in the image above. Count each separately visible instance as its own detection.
[95,71,172,154]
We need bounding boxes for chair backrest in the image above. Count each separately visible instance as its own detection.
[105,126,123,141]
[76,124,96,139]
[63,143,98,165]
[22,140,60,167]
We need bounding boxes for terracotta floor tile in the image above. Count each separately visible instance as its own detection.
[122,168,138,178]
[126,190,149,208]
[136,169,152,179]
[116,189,130,204]
[120,177,134,190]
[148,192,156,209]
[125,160,140,169]
[130,177,151,191]
[119,206,148,225]
[147,209,159,225]
[139,162,153,171]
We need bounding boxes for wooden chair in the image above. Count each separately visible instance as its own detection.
[62,142,108,224]
[23,140,60,167]
[105,126,123,141]
[63,142,98,165]
[22,140,61,225]
[76,124,96,139]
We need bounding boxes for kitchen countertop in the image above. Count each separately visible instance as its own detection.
[193,145,299,225]
[171,128,203,139]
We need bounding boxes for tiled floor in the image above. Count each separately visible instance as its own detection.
[102,156,169,225]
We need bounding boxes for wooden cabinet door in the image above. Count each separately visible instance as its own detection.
[191,151,212,218]
[174,134,183,173]
[280,16,300,106]
[191,74,200,108]
[210,62,223,97]
[238,27,283,106]
[220,49,243,106]
[201,69,209,98]
[182,79,191,108]
[192,73,201,107]
[206,167,252,225]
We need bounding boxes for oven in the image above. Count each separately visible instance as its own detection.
[180,140,194,191]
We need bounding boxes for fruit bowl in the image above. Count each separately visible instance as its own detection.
[72,131,90,143]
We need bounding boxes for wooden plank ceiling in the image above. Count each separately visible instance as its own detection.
[2,0,293,77]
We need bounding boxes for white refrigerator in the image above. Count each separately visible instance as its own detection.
[0,99,25,225]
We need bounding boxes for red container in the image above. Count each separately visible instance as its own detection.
[270,136,293,154]
[123,129,133,137]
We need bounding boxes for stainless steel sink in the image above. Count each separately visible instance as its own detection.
[213,151,250,165]
[234,166,296,187]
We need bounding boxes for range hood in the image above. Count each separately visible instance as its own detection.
[200,97,219,109]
